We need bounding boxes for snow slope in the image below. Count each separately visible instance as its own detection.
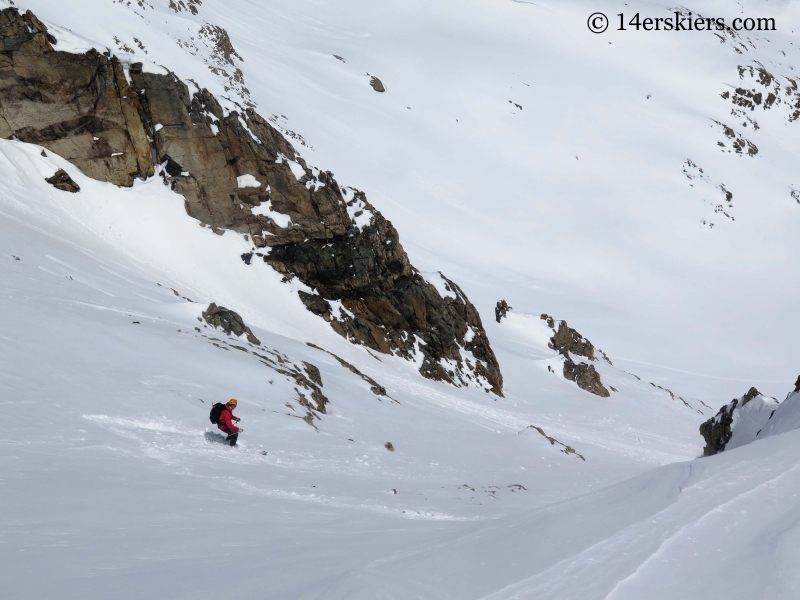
[2,0,800,597]
[331,427,800,600]
[0,139,703,597]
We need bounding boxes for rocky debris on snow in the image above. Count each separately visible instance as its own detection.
[723,64,800,123]
[563,357,610,398]
[203,338,329,424]
[0,7,502,396]
[384,442,394,452]
[201,303,260,345]
[648,381,699,411]
[713,120,758,157]
[302,361,323,387]
[699,387,779,456]
[369,75,386,92]
[682,159,737,225]
[307,343,395,401]
[520,425,585,461]
[495,300,511,323]
[45,169,80,193]
[168,0,201,16]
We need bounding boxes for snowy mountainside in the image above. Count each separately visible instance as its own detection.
[2,0,800,597]
[5,0,799,398]
[1,136,705,598]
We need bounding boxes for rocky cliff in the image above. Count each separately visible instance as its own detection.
[699,387,778,456]
[0,7,502,394]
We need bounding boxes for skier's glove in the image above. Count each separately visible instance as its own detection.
[237,428,244,433]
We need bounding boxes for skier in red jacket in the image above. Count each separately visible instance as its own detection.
[218,399,242,446]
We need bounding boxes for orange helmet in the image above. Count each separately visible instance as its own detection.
[227,398,238,407]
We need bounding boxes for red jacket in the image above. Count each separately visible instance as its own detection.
[217,406,240,432]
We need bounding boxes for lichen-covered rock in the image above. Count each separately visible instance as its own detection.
[202,303,260,345]
[0,7,503,396]
[45,169,80,193]
[699,387,778,456]
[563,356,610,398]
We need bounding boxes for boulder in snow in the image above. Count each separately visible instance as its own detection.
[45,169,80,193]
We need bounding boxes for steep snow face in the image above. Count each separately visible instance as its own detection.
[756,387,800,439]
[700,387,780,454]
[726,393,780,449]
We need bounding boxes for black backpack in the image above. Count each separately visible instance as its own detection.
[209,402,226,425]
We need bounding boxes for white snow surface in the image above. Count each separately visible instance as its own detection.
[757,389,800,439]
[236,174,260,188]
[719,392,780,451]
[2,0,800,597]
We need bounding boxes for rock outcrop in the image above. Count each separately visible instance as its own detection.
[699,387,778,456]
[202,303,260,345]
[0,10,153,186]
[563,357,610,398]
[495,300,511,323]
[369,76,386,92]
[541,314,609,397]
[548,319,595,361]
[0,7,502,395]
[45,169,80,193]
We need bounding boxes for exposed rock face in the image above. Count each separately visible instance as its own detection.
[45,169,79,193]
[0,7,502,395]
[0,11,153,186]
[549,320,595,361]
[563,356,610,398]
[495,300,511,323]
[541,314,609,397]
[700,387,769,456]
[202,303,261,345]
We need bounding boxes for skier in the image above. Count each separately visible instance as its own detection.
[217,398,242,446]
